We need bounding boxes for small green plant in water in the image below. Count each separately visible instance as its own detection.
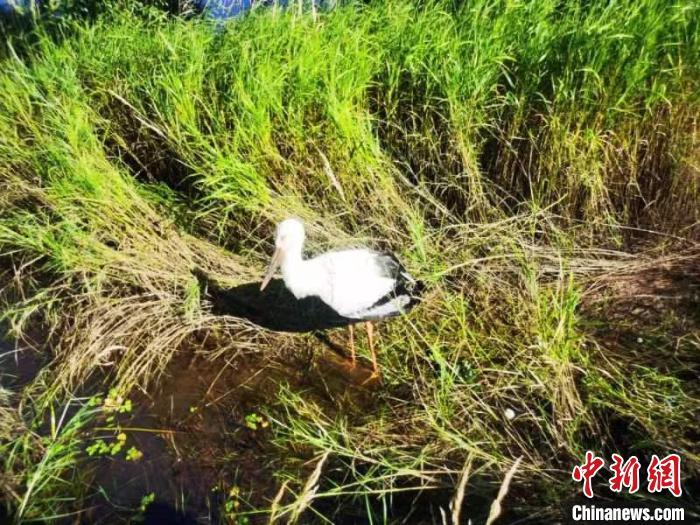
[86,434,126,457]
[244,412,269,431]
[85,394,141,461]
[140,492,155,512]
[103,388,133,414]
[132,492,156,523]
[126,446,144,462]
[224,486,249,524]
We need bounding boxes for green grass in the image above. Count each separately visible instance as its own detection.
[0,391,100,523]
[0,0,698,522]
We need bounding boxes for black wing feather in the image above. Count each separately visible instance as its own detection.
[364,252,424,315]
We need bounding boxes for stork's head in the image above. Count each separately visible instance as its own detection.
[275,218,305,252]
[260,218,305,291]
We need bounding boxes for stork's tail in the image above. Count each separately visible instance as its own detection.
[349,270,424,320]
[382,253,424,306]
[401,270,424,299]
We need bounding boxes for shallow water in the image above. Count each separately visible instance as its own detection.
[97,348,380,521]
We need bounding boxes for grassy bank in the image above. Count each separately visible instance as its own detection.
[0,1,698,522]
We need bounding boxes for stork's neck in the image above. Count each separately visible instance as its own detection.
[280,249,319,299]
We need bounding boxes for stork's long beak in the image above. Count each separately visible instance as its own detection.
[260,247,283,291]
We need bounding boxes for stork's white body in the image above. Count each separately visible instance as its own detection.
[282,248,409,319]
[261,219,419,320]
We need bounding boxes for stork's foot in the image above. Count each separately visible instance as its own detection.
[360,369,382,386]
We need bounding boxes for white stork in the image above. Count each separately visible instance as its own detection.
[260,218,422,376]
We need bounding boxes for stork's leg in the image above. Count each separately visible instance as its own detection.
[348,324,356,366]
[366,321,378,375]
